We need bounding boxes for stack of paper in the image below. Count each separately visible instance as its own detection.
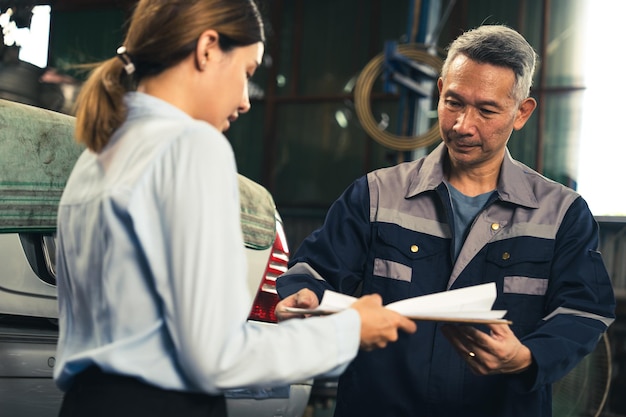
[282,282,511,324]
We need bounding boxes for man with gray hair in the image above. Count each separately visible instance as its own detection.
[276,24,615,416]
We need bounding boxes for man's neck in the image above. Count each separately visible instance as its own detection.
[445,160,500,197]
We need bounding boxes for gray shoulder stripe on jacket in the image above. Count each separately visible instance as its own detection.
[281,262,327,282]
[375,207,451,238]
[543,307,614,328]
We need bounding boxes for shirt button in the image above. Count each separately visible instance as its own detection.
[410,244,419,253]
[502,252,511,260]
[491,223,500,231]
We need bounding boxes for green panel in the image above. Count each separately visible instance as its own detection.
[226,102,266,185]
[464,0,522,28]
[271,98,413,208]
[540,91,584,188]
[376,0,412,50]
[519,0,544,93]
[272,102,372,207]
[275,0,413,98]
[273,0,297,97]
[49,9,126,79]
[544,0,588,87]
[507,112,539,171]
[297,0,375,96]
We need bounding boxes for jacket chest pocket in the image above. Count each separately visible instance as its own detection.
[368,224,450,302]
[485,238,554,332]
[485,238,554,280]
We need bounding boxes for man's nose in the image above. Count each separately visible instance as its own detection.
[454,108,477,134]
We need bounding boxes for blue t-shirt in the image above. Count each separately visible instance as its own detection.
[446,182,494,261]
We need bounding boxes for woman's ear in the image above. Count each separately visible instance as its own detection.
[195,29,220,71]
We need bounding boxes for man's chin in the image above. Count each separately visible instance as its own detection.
[447,147,480,166]
[449,144,477,156]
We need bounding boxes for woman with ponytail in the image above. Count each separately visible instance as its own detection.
[54,1,416,416]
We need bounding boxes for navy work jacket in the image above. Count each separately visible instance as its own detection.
[277,143,615,417]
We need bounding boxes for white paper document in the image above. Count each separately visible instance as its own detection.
[281,282,511,324]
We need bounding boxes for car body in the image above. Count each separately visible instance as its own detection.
[0,99,311,417]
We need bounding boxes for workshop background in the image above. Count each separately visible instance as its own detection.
[1,0,624,416]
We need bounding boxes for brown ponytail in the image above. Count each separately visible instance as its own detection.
[74,58,130,152]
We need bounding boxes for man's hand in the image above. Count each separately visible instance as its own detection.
[441,323,532,375]
[350,294,417,351]
[275,288,320,321]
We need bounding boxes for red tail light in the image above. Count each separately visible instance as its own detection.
[248,220,290,323]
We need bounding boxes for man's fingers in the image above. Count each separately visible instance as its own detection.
[292,288,319,308]
[274,288,322,321]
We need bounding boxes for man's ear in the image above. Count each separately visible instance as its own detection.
[513,97,537,131]
[195,29,220,70]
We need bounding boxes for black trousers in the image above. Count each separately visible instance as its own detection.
[58,366,227,417]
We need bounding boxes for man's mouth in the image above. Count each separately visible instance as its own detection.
[451,139,478,149]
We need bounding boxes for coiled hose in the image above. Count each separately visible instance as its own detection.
[354,43,444,151]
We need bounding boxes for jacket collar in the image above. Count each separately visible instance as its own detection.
[405,142,539,209]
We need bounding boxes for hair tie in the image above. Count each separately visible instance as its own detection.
[116,46,136,75]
